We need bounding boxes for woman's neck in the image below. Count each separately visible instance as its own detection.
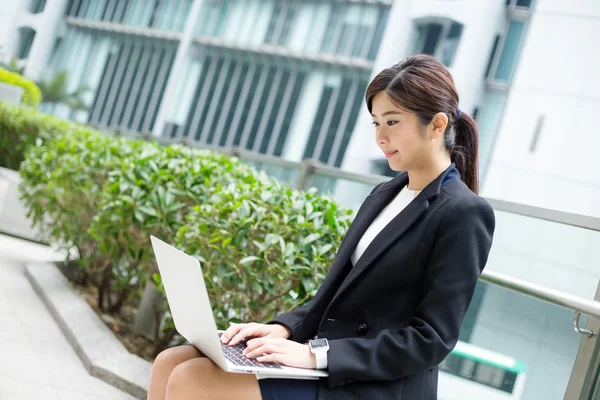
[406,158,452,191]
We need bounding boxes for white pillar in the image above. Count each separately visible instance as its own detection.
[152,0,205,137]
[0,1,24,61]
[282,70,325,161]
[340,0,416,175]
[23,0,69,81]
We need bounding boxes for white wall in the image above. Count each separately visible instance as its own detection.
[0,0,29,60]
[341,0,506,177]
[481,0,600,218]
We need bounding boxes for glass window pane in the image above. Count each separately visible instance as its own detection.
[494,21,525,82]
[274,71,306,157]
[17,28,36,59]
[264,3,282,44]
[484,35,501,78]
[477,92,506,177]
[440,22,463,66]
[421,23,443,55]
[516,0,532,8]
[303,86,333,159]
[367,7,389,60]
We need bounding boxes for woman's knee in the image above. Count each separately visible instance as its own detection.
[166,358,215,394]
[153,345,202,373]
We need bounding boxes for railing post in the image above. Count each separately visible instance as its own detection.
[227,146,241,158]
[565,280,600,399]
[296,158,316,191]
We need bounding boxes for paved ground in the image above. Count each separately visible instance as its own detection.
[0,234,136,400]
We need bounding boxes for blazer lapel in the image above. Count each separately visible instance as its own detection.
[313,174,409,303]
[324,164,457,313]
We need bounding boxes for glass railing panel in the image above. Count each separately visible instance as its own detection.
[450,281,583,400]
[486,210,600,300]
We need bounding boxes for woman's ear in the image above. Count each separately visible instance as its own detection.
[428,112,448,141]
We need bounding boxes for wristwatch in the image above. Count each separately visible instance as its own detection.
[309,338,329,369]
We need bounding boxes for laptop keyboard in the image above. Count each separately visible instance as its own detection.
[218,333,282,369]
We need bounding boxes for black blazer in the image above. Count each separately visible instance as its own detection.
[270,163,496,400]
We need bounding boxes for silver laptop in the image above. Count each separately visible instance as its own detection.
[150,236,328,379]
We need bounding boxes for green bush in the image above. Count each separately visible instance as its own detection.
[175,178,354,329]
[19,129,139,290]
[0,101,75,170]
[14,106,356,356]
[0,67,42,107]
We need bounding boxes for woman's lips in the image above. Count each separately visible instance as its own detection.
[384,151,398,159]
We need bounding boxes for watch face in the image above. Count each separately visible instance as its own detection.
[311,338,328,348]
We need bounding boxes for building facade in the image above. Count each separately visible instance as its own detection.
[1,1,599,399]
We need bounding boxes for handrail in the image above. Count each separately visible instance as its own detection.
[87,131,600,321]
[308,160,391,186]
[142,134,600,233]
[485,198,600,232]
[480,269,600,320]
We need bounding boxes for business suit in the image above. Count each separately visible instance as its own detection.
[269,163,496,400]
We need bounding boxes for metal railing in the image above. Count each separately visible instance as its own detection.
[139,133,600,327]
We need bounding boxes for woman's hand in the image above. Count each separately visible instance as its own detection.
[243,337,317,369]
[221,322,291,346]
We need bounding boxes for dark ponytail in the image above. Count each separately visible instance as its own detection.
[366,54,480,194]
[450,111,479,194]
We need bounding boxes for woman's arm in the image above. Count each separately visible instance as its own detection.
[324,196,495,388]
[267,302,312,340]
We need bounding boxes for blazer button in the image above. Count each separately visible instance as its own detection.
[358,324,368,335]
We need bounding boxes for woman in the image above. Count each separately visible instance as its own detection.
[147,54,495,400]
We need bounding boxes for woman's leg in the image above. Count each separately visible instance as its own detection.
[165,357,262,400]
[148,345,204,400]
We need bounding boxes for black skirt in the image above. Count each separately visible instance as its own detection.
[258,378,319,400]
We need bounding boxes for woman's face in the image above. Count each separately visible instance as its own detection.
[370,91,432,172]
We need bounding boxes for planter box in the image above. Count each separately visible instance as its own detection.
[0,82,24,104]
[0,166,43,242]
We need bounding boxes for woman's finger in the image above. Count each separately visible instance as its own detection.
[244,343,283,359]
[221,323,245,343]
[257,353,284,364]
[229,326,259,346]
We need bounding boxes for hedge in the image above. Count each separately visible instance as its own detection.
[12,105,356,355]
[0,101,76,170]
[0,68,42,107]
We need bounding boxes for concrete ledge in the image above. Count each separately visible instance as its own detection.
[0,167,46,244]
[25,262,151,399]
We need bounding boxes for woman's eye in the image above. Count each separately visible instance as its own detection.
[387,121,397,126]
[371,121,379,127]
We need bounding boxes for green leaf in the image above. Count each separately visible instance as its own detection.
[318,244,333,256]
[302,233,322,247]
[138,206,158,217]
[240,256,261,265]
[251,280,264,295]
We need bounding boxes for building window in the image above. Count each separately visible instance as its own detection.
[29,0,46,14]
[16,28,36,59]
[411,19,463,67]
[484,35,501,78]
[321,4,384,60]
[487,21,526,83]
[196,0,230,37]
[264,2,297,46]
[505,0,533,9]
[303,77,367,167]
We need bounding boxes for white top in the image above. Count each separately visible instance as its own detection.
[257,186,420,379]
[351,186,421,266]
